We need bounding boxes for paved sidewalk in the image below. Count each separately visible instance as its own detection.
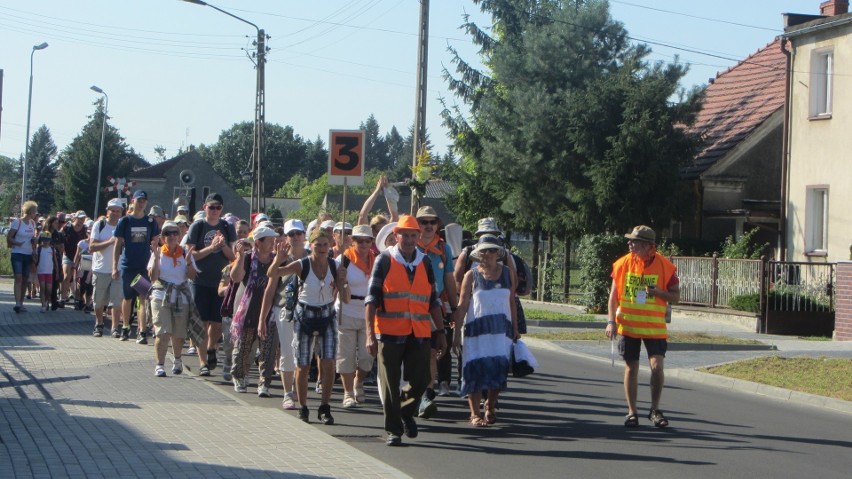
[0,285,409,479]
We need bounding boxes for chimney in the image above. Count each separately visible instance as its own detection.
[820,0,849,15]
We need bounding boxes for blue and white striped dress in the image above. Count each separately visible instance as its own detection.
[460,264,513,396]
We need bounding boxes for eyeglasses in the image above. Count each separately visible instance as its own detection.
[206,204,223,210]
[162,230,180,237]
[287,231,305,237]
[418,219,438,225]
[355,238,373,244]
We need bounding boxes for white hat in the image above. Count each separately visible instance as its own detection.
[251,226,278,241]
[284,219,305,234]
[161,221,179,232]
[259,220,274,229]
[106,198,123,210]
[320,219,336,230]
[351,224,374,238]
[470,235,505,261]
[376,222,397,252]
[254,213,269,224]
[333,222,353,232]
[193,211,206,221]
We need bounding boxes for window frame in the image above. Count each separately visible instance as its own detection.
[809,48,834,119]
[804,186,829,255]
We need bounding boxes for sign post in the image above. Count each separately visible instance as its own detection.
[329,130,365,242]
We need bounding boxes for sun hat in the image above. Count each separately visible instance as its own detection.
[284,219,306,235]
[376,222,397,252]
[624,225,656,243]
[393,215,421,234]
[470,234,505,261]
[161,221,179,232]
[148,205,165,218]
[351,225,374,238]
[475,217,501,236]
[193,211,206,221]
[415,205,439,219]
[174,215,189,225]
[252,226,279,241]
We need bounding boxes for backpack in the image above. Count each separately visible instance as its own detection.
[511,253,533,296]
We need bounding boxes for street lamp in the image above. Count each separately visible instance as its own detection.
[182,0,267,214]
[90,85,108,217]
[22,41,48,203]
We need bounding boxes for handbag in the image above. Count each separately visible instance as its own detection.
[511,339,538,378]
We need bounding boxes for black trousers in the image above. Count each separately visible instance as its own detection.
[378,335,431,436]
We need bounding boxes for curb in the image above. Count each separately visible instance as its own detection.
[522,337,852,416]
[526,320,606,328]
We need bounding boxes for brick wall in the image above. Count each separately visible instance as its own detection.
[836,262,852,341]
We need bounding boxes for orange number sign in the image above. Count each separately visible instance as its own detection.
[328,130,365,186]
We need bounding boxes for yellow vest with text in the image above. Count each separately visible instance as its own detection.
[613,252,676,339]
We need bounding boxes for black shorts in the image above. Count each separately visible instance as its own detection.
[618,335,667,362]
[194,284,224,323]
[121,268,148,301]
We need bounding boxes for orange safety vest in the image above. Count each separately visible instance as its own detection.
[375,256,434,338]
[613,252,676,339]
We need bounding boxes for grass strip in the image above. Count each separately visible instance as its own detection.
[524,308,599,322]
[526,330,761,344]
[701,356,852,401]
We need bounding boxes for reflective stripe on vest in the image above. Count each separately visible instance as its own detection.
[375,257,433,338]
[613,252,675,339]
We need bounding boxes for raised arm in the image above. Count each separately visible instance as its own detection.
[357,175,388,225]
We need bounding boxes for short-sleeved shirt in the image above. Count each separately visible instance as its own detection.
[186,220,237,288]
[147,252,192,303]
[63,224,87,260]
[9,218,36,255]
[114,215,160,270]
[417,242,454,296]
[91,220,117,274]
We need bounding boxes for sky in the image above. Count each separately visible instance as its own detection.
[0,0,824,169]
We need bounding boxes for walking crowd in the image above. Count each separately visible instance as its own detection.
[8,176,678,446]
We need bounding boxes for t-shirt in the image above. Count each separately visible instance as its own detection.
[9,218,36,255]
[91,220,117,274]
[37,245,54,275]
[63,223,88,260]
[186,220,237,288]
[417,242,454,296]
[114,215,160,270]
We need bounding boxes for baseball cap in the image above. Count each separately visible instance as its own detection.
[74,210,87,219]
[107,198,123,210]
[333,222,353,232]
[133,190,148,200]
[320,220,336,230]
[204,192,224,205]
[284,219,305,234]
[252,226,279,241]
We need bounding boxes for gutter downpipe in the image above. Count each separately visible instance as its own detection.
[780,37,792,261]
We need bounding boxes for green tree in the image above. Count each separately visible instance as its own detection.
[274,174,310,198]
[24,125,58,213]
[303,136,329,180]
[360,114,390,171]
[0,154,21,217]
[57,99,148,214]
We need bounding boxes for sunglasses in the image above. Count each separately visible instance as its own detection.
[287,231,305,237]
[355,238,373,244]
[206,204,223,210]
[162,230,180,237]
[418,219,438,225]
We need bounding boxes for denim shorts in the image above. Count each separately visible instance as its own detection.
[11,253,34,281]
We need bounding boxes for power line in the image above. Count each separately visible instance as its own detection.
[610,0,780,32]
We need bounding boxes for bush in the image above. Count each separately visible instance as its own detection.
[0,245,13,276]
[728,291,830,313]
[728,293,761,313]
[577,234,626,313]
[720,228,769,259]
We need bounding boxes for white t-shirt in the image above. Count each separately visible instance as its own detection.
[336,254,369,318]
[37,245,54,275]
[9,218,36,255]
[147,252,194,303]
[91,220,117,274]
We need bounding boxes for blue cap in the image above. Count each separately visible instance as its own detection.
[133,190,148,200]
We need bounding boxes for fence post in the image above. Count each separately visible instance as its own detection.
[758,255,767,334]
[710,253,719,308]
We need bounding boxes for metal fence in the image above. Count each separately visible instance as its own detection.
[764,261,835,312]
[671,255,763,308]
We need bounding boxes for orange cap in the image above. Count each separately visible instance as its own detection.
[393,215,421,233]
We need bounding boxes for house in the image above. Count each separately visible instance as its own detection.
[783,0,852,262]
[681,40,787,252]
[130,148,250,219]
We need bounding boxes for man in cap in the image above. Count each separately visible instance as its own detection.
[176,204,189,218]
[61,210,89,305]
[186,192,237,376]
[148,205,167,230]
[605,225,679,429]
[89,199,125,337]
[113,191,161,342]
[365,215,448,446]
[413,205,458,416]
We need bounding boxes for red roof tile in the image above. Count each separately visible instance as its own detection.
[685,39,787,179]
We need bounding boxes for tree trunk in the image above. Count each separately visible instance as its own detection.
[563,237,571,303]
[531,223,541,300]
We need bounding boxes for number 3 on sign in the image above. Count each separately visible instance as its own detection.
[328,130,365,186]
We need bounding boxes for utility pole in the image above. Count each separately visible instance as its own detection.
[253,29,267,213]
[410,0,430,214]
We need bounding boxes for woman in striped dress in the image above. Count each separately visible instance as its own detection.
[452,235,519,427]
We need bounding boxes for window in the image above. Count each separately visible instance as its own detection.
[809,49,833,117]
[805,187,828,253]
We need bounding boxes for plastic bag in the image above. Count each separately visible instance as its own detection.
[511,339,538,377]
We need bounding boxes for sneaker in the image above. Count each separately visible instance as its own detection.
[93,325,104,337]
[111,329,121,338]
[136,331,148,345]
[418,397,437,419]
[354,383,366,404]
[257,384,270,398]
[206,350,218,370]
[198,365,211,377]
[386,433,402,447]
[298,405,310,422]
[342,393,357,408]
[402,415,418,438]
[222,369,232,382]
[282,392,297,410]
[120,328,130,341]
[318,404,334,425]
[172,358,183,375]
[233,377,247,393]
[154,365,166,377]
[437,381,450,397]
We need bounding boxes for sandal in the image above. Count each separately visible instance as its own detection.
[624,413,639,427]
[469,415,489,427]
[484,409,497,425]
[648,409,669,428]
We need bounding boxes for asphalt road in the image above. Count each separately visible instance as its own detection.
[200,346,852,479]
